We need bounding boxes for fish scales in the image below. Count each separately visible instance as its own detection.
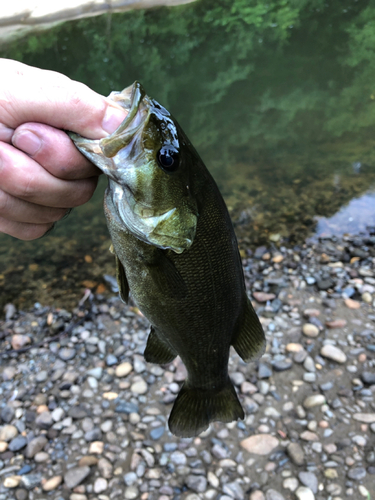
[69,81,266,437]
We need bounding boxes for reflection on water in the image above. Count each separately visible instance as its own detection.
[1,0,375,308]
[314,191,375,238]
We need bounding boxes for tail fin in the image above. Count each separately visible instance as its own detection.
[168,379,244,438]
[232,297,266,362]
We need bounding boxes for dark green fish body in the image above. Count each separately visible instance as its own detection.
[69,83,265,437]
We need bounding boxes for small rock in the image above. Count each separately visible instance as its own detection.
[320,344,347,363]
[21,474,42,489]
[35,411,53,429]
[4,476,21,488]
[89,441,104,454]
[295,486,315,500]
[150,426,165,440]
[8,436,27,451]
[287,443,305,465]
[11,334,31,350]
[353,413,375,423]
[58,348,76,361]
[258,363,272,379]
[42,475,62,491]
[265,490,285,500]
[347,467,366,480]
[344,298,360,309]
[79,456,98,467]
[94,478,107,494]
[115,362,133,378]
[303,395,325,408]
[25,435,48,458]
[240,434,279,455]
[130,379,147,394]
[186,475,207,493]
[98,457,113,479]
[0,425,18,442]
[361,372,375,385]
[325,319,347,328]
[64,466,91,489]
[298,472,318,494]
[1,406,15,423]
[253,292,276,302]
[302,324,319,338]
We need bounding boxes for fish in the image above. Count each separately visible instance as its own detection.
[69,82,266,437]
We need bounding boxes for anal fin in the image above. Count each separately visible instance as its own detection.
[232,297,266,362]
[144,326,177,364]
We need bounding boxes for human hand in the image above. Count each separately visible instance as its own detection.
[0,58,126,240]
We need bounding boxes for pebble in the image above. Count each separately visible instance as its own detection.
[265,490,285,500]
[115,362,133,377]
[94,477,108,493]
[298,472,318,493]
[240,434,279,455]
[25,435,48,458]
[0,425,18,442]
[302,324,320,338]
[303,394,326,408]
[320,344,347,363]
[287,443,305,465]
[11,334,31,350]
[4,476,22,488]
[64,466,91,489]
[295,487,315,500]
[42,475,62,491]
[58,348,76,360]
[353,413,375,423]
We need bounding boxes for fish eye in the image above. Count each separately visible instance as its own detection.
[157,147,179,172]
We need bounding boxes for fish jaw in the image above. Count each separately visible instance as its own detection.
[108,179,197,253]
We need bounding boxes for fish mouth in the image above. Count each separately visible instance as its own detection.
[99,81,147,159]
[68,81,149,178]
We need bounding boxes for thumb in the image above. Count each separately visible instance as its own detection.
[0,58,126,138]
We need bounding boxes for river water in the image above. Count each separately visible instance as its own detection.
[1,0,375,308]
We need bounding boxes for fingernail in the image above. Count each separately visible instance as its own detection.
[102,105,126,134]
[12,130,42,156]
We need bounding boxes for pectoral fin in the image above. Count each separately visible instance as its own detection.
[144,326,177,364]
[115,256,130,303]
[232,297,266,362]
[147,250,187,300]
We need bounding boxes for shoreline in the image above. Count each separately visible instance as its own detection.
[0,232,374,499]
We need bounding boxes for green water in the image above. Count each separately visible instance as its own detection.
[1,0,375,308]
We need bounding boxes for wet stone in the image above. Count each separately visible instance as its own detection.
[21,474,42,489]
[320,344,347,363]
[361,371,375,385]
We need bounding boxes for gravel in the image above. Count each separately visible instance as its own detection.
[0,232,374,499]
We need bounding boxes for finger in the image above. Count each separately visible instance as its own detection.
[0,189,68,224]
[0,216,53,241]
[0,142,98,208]
[0,58,126,138]
[12,123,101,180]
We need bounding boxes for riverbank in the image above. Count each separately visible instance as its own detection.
[0,232,374,500]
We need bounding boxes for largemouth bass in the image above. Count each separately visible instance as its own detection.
[69,82,266,437]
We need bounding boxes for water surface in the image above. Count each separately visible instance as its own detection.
[1,0,375,308]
